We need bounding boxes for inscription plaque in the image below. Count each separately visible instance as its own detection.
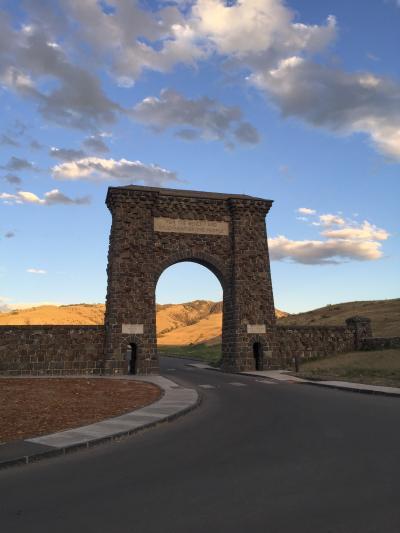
[154,217,229,236]
[122,324,144,335]
[247,324,266,334]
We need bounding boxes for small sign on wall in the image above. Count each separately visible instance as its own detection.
[122,324,144,335]
[247,324,266,334]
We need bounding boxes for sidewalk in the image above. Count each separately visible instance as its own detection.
[0,375,199,471]
[241,369,400,397]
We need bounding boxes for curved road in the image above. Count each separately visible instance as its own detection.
[1,357,400,532]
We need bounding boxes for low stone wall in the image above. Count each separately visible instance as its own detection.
[361,336,400,351]
[0,326,108,375]
[275,325,355,367]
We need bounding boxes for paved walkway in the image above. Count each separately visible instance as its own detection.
[0,375,199,470]
[241,369,400,396]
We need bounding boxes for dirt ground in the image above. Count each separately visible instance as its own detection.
[0,378,161,444]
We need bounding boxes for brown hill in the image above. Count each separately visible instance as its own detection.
[0,304,105,326]
[0,300,286,346]
[277,298,400,338]
[2,299,397,344]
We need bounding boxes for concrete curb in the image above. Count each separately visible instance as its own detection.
[303,379,400,397]
[0,375,200,471]
[240,369,400,397]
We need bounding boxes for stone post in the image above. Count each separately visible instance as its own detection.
[345,316,372,350]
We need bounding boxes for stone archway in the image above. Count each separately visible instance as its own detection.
[104,185,276,374]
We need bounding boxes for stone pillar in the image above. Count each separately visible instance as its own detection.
[220,199,276,372]
[345,316,372,350]
[104,189,159,375]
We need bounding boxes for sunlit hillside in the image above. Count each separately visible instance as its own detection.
[277,299,400,338]
[0,300,286,346]
[2,299,397,344]
[0,304,105,326]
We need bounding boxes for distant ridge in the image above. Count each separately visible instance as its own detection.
[277,299,400,338]
[0,298,398,343]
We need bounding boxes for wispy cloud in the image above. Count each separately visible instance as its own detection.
[132,89,260,147]
[83,135,110,153]
[3,174,22,185]
[269,210,389,264]
[26,268,47,274]
[0,134,19,147]
[297,207,316,215]
[0,1,398,160]
[53,157,178,185]
[0,189,90,206]
[1,156,35,171]
[49,147,86,161]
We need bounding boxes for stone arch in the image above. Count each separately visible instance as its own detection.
[155,251,227,289]
[104,185,276,374]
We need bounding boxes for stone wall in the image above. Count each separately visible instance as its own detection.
[274,316,399,368]
[105,185,276,374]
[274,325,356,367]
[361,337,400,351]
[0,326,106,375]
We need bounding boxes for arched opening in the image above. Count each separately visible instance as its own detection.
[253,342,263,371]
[129,343,137,375]
[156,261,223,366]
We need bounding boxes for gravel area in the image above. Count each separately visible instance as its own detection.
[0,378,161,444]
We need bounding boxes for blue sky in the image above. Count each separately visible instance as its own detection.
[0,0,399,313]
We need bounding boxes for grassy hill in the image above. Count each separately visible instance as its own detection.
[277,298,400,338]
[0,304,105,326]
[1,298,398,343]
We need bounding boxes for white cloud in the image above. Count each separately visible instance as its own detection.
[250,58,400,160]
[297,207,316,215]
[26,268,47,274]
[269,214,389,264]
[0,189,90,206]
[322,220,389,241]
[319,214,346,226]
[192,0,336,57]
[269,235,383,264]
[53,157,178,185]
[0,0,398,160]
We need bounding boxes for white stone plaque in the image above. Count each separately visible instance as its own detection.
[122,324,144,335]
[247,324,266,334]
[154,217,229,236]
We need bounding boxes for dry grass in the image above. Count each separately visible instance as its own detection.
[295,349,400,387]
[0,301,286,347]
[0,304,105,326]
[0,378,161,444]
[278,298,400,337]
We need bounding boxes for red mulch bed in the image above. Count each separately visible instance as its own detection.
[0,378,162,444]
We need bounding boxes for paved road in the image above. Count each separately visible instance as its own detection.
[1,357,399,533]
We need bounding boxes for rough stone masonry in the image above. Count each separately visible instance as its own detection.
[0,185,384,376]
[104,185,276,374]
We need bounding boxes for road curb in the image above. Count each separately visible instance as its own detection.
[302,379,400,397]
[239,369,400,397]
[0,375,200,471]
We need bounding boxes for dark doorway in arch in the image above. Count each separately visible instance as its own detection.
[129,343,137,375]
[253,342,263,371]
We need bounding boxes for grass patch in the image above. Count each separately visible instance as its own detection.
[158,344,222,366]
[294,349,400,387]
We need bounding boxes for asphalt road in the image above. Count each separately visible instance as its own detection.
[1,357,400,533]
